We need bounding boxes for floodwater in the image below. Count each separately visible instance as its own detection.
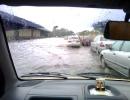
[8,37,115,76]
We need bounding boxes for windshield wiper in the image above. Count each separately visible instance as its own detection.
[21,72,124,80]
[21,72,68,79]
[77,72,123,79]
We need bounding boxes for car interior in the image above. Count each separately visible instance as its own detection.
[0,0,130,100]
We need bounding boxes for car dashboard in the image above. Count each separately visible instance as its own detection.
[2,79,130,100]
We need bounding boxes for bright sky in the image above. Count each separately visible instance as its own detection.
[0,5,125,33]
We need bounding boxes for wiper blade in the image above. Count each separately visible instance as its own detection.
[77,72,121,79]
[77,73,130,81]
[21,72,68,79]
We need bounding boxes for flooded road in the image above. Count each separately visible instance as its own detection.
[9,38,112,76]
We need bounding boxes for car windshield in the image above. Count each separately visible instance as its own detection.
[1,5,129,79]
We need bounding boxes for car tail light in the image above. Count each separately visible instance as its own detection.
[100,42,105,47]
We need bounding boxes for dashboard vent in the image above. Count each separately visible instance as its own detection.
[29,97,72,100]
[17,80,42,87]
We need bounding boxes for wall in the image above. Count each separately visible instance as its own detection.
[32,29,41,38]
[6,30,15,41]
[5,29,48,41]
[18,29,32,39]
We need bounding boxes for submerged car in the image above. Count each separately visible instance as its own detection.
[91,35,114,54]
[100,41,130,77]
[67,35,81,47]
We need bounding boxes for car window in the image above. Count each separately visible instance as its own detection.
[72,37,79,39]
[112,41,123,51]
[121,41,130,52]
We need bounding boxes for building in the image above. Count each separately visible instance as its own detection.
[6,28,49,40]
[0,11,51,41]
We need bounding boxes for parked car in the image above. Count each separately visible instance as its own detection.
[100,41,130,77]
[91,35,114,54]
[67,35,81,47]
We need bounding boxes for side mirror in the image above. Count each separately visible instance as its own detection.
[106,44,112,50]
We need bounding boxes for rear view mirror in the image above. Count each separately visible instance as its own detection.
[104,21,130,40]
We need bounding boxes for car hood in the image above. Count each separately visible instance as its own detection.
[101,49,110,54]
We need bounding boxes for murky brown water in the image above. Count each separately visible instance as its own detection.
[8,37,118,77]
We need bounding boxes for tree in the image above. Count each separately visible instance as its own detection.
[52,27,74,37]
[52,26,58,37]
[78,30,89,36]
[92,20,108,33]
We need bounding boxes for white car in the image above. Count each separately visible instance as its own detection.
[100,41,130,77]
[91,35,114,54]
[67,36,81,47]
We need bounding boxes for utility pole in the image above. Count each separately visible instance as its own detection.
[53,26,58,37]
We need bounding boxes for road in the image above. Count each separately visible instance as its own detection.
[8,37,117,76]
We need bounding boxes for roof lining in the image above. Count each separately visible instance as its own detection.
[0,0,129,9]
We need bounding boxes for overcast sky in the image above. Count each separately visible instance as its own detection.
[0,5,125,33]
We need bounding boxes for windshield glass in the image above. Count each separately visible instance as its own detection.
[0,5,128,79]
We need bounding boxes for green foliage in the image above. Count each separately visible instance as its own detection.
[78,30,89,36]
[92,20,108,33]
[78,30,99,36]
[53,28,74,37]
